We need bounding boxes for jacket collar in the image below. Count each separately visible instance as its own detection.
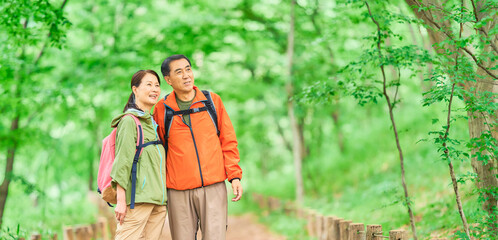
[111,109,151,127]
[164,86,207,110]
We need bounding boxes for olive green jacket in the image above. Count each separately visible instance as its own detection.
[110,109,166,206]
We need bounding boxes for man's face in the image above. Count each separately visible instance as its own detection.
[165,59,194,94]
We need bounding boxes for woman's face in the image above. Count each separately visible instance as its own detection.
[133,73,161,110]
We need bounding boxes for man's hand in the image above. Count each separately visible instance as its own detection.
[231,179,243,202]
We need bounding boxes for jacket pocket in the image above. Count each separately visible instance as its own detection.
[136,157,148,192]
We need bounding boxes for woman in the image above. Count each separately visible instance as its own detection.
[110,69,167,239]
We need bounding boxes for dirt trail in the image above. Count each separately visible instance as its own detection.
[161,214,286,240]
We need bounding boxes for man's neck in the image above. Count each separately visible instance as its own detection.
[175,89,196,102]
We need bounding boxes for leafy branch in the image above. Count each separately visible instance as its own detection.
[435,2,472,237]
[407,0,498,80]
[365,2,418,239]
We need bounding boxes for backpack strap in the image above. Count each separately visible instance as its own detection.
[163,94,174,141]
[125,114,143,209]
[201,90,220,136]
[162,90,220,150]
[127,114,162,209]
[162,94,173,158]
[171,107,208,116]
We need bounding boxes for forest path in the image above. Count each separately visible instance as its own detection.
[160,213,286,240]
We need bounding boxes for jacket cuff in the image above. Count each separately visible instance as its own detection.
[229,178,240,183]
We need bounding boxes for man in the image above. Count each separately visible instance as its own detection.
[153,54,243,240]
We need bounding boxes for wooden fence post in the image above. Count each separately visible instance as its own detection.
[90,223,98,239]
[254,193,262,208]
[324,216,334,240]
[315,214,323,238]
[307,210,316,237]
[297,207,306,219]
[389,230,406,240]
[64,227,74,240]
[262,195,270,209]
[320,216,331,240]
[252,193,265,209]
[51,233,58,240]
[30,234,41,240]
[98,217,110,240]
[349,223,365,240]
[325,216,336,240]
[367,225,383,240]
[339,220,352,240]
[74,226,88,240]
[268,197,281,211]
[296,207,301,218]
[332,217,343,240]
[86,225,94,239]
[283,200,295,216]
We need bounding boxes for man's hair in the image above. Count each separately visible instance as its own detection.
[161,54,192,77]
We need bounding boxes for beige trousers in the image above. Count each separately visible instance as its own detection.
[115,203,167,240]
[167,181,228,240]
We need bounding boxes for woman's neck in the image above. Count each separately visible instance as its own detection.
[135,102,151,113]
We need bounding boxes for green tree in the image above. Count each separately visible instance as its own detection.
[405,0,498,236]
[0,0,69,228]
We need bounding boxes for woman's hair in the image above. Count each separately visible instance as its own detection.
[123,69,161,113]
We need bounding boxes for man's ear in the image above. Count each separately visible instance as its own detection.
[164,76,171,85]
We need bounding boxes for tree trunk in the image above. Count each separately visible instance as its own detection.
[308,1,345,153]
[0,117,19,228]
[405,0,498,219]
[89,123,101,191]
[467,1,498,222]
[286,0,304,204]
[468,67,498,213]
[469,2,498,219]
[331,101,345,153]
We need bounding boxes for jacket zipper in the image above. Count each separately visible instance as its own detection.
[183,100,205,187]
[152,117,166,204]
[188,123,204,187]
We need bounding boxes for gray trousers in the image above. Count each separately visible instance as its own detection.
[167,181,228,240]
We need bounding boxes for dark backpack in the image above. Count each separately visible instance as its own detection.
[162,90,219,145]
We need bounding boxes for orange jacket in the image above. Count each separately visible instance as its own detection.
[153,86,242,190]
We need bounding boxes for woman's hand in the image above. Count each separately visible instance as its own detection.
[115,184,127,224]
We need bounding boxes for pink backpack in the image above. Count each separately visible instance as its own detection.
[97,114,145,208]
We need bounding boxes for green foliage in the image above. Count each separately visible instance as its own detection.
[0,224,26,240]
[0,0,70,47]
[340,21,431,106]
[466,207,498,240]
[1,0,497,238]
[468,131,498,166]
[412,0,498,238]
[298,81,338,105]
